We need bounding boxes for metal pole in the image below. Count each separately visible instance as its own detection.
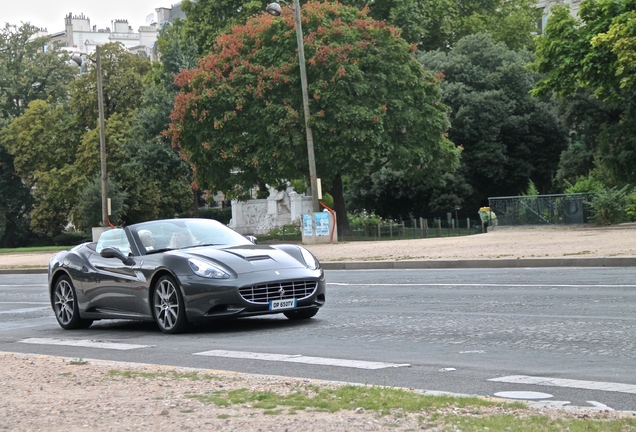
[96,46,109,226]
[292,0,320,213]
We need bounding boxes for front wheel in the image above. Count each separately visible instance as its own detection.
[52,275,93,330]
[152,275,190,334]
[284,307,319,320]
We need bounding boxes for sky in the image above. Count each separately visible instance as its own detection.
[2,0,176,33]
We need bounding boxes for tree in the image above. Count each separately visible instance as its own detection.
[69,43,151,130]
[168,1,460,233]
[1,100,82,237]
[0,144,31,247]
[419,33,568,211]
[0,23,74,125]
[339,0,540,51]
[181,0,265,55]
[532,0,636,187]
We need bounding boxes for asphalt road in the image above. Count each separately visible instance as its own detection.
[1,267,635,412]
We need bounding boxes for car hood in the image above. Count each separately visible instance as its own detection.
[171,244,311,273]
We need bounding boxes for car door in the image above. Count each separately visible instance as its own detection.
[83,229,140,315]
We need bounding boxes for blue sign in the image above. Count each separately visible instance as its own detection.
[302,214,313,236]
[315,212,329,236]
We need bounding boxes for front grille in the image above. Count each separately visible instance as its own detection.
[239,280,317,304]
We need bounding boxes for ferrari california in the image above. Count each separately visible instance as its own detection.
[48,218,326,333]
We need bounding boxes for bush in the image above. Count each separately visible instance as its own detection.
[53,231,91,246]
[197,207,232,225]
[587,187,628,226]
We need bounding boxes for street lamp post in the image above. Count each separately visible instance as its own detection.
[71,46,109,228]
[266,0,320,213]
[95,46,109,227]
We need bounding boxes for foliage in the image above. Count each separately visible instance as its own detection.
[564,173,606,194]
[339,0,539,51]
[181,0,265,55]
[169,1,459,234]
[532,0,636,187]
[69,43,151,130]
[419,33,568,211]
[625,190,636,222]
[319,193,334,210]
[347,209,386,228]
[587,186,628,226]
[75,176,128,229]
[1,100,82,236]
[198,207,233,225]
[0,23,74,125]
[0,144,31,247]
[525,180,540,196]
[345,168,468,219]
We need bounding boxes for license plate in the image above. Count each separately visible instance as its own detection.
[269,298,297,310]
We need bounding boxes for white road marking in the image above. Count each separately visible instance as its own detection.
[193,350,410,370]
[20,338,153,351]
[0,307,49,314]
[489,375,636,394]
[494,391,554,400]
[587,401,614,410]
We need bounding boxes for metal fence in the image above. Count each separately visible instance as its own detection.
[488,193,592,226]
[340,217,481,241]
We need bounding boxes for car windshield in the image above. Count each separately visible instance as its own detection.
[131,218,252,252]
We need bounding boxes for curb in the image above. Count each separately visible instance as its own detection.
[3,256,636,275]
[321,256,636,270]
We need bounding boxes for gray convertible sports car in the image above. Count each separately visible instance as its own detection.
[48,218,326,333]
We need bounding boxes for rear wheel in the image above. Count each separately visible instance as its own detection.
[52,275,93,330]
[152,275,190,334]
[284,307,319,320]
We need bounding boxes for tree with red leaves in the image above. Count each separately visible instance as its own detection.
[168,1,459,234]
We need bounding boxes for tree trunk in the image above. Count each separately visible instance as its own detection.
[329,173,351,238]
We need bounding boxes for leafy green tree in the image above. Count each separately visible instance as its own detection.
[181,0,264,55]
[0,23,74,126]
[1,100,82,236]
[532,0,636,187]
[345,168,471,220]
[169,1,460,233]
[69,43,151,130]
[75,176,128,230]
[0,145,31,247]
[339,0,539,51]
[419,33,568,211]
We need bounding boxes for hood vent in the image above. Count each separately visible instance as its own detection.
[245,255,270,262]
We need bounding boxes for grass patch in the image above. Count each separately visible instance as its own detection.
[188,385,511,414]
[0,246,67,254]
[107,369,222,381]
[563,250,592,256]
[102,369,636,431]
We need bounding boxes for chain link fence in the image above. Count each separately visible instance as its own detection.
[488,193,592,226]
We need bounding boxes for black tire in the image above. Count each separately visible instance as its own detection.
[52,275,93,330]
[152,275,190,334]
[284,307,319,320]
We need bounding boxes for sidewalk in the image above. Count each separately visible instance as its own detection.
[1,224,635,273]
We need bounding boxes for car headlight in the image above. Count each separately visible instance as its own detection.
[299,247,319,270]
[188,258,230,279]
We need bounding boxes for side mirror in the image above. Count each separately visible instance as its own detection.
[100,247,135,265]
[245,235,258,244]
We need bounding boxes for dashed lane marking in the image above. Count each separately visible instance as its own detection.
[20,338,153,351]
[194,350,410,370]
[489,375,636,394]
